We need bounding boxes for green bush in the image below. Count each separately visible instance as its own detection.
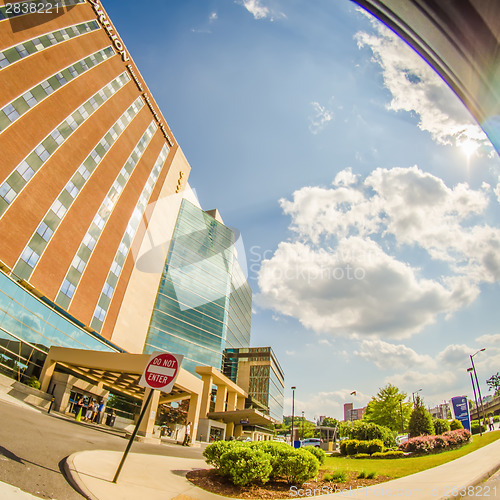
[371,451,404,459]
[340,439,383,456]
[471,420,487,435]
[219,447,272,486]
[353,453,371,459]
[279,448,319,485]
[366,471,377,479]
[26,376,41,390]
[251,441,294,478]
[203,440,243,469]
[302,445,326,465]
[449,419,463,431]
[433,419,450,435]
[347,421,396,448]
[324,470,347,482]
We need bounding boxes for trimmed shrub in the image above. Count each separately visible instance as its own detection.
[252,441,294,479]
[449,419,463,431]
[433,419,450,435]
[279,448,319,485]
[203,440,243,469]
[347,421,396,448]
[399,429,471,454]
[302,445,326,465]
[471,420,487,435]
[371,451,404,459]
[219,447,272,486]
[340,439,383,456]
[353,453,371,459]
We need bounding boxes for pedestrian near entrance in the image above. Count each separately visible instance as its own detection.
[94,400,105,424]
[489,416,495,431]
[85,400,94,422]
[182,421,191,446]
[75,396,84,421]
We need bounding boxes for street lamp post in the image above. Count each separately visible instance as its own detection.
[399,400,404,433]
[412,389,422,406]
[301,411,305,440]
[467,367,482,436]
[470,349,486,430]
[291,386,296,447]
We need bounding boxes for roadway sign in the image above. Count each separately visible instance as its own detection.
[138,352,184,393]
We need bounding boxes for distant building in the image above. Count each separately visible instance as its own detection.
[223,346,285,423]
[344,402,366,421]
[429,403,449,420]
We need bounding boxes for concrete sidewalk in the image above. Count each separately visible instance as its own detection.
[64,436,500,500]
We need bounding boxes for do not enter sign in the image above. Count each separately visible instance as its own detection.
[139,352,184,393]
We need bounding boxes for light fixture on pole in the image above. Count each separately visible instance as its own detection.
[467,367,481,436]
[291,386,296,447]
[412,389,422,406]
[470,349,486,430]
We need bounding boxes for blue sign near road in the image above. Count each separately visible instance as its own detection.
[450,396,471,431]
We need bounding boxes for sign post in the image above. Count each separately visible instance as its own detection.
[112,352,183,483]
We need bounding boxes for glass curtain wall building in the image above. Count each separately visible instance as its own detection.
[144,199,251,374]
[223,347,285,422]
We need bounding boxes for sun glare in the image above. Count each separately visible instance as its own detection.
[460,140,479,159]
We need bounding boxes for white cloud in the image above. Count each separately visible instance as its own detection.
[437,344,474,365]
[256,236,474,339]
[238,0,285,21]
[355,339,434,370]
[209,12,218,22]
[388,370,457,394]
[476,333,500,345]
[355,19,492,153]
[309,101,334,134]
[256,166,500,339]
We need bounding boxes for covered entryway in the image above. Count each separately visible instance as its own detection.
[39,346,203,442]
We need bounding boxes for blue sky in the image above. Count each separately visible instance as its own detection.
[103,0,500,420]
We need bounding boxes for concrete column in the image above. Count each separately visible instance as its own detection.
[138,389,160,438]
[226,421,235,437]
[234,424,243,437]
[226,391,237,411]
[215,385,228,412]
[39,357,56,393]
[187,392,201,444]
[199,374,213,418]
[236,395,245,410]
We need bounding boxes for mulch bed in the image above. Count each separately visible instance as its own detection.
[186,468,393,498]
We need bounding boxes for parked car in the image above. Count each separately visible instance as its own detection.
[236,436,251,442]
[301,438,321,448]
[396,434,409,444]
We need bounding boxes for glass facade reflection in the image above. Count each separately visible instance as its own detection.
[144,199,251,374]
[223,347,285,422]
[0,272,120,383]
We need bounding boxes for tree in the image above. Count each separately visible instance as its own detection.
[486,372,500,396]
[362,384,412,432]
[320,417,338,428]
[408,396,434,438]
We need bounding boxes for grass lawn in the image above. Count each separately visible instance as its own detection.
[322,431,500,478]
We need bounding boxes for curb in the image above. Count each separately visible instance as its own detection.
[63,453,98,500]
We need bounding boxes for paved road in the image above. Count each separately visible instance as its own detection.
[0,398,203,499]
[461,467,500,498]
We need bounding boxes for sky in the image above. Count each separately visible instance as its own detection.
[102,0,500,421]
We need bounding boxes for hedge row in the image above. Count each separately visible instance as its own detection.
[398,429,471,453]
[203,441,325,486]
[339,439,384,456]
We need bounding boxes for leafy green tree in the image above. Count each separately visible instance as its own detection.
[320,417,338,428]
[363,384,412,432]
[408,396,434,438]
[486,372,500,396]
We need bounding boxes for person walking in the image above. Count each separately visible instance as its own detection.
[489,416,495,431]
[85,400,94,422]
[182,421,192,446]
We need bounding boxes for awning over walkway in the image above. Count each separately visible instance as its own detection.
[208,408,277,427]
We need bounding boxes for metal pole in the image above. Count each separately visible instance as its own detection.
[470,354,487,432]
[400,400,404,433]
[301,411,304,440]
[113,389,154,483]
[468,368,481,436]
[291,386,295,447]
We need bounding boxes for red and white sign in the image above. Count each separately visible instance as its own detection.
[139,352,183,393]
